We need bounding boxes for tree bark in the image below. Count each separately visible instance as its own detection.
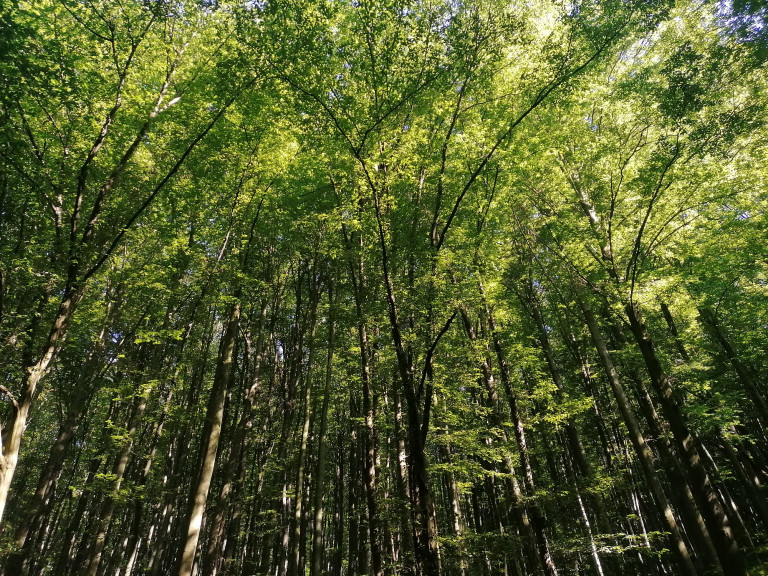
[660,302,690,363]
[580,297,698,576]
[626,301,748,576]
[84,387,149,576]
[0,292,78,524]
[311,284,337,576]
[698,306,768,424]
[176,297,241,576]
[479,279,558,576]
[287,272,320,576]
[457,303,541,575]
[627,372,719,570]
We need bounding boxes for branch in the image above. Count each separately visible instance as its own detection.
[60,0,111,42]
[279,75,357,155]
[418,310,458,401]
[431,76,469,246]
[79,54,183,248]
[80,77,258,284]
[626,141,680,299]
[435,23,625,252]
[419,310,458,443]
[0,385,19,410]
[70,14,154,249]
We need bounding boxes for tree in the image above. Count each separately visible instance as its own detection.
[1,1,766,575]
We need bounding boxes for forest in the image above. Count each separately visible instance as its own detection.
[0,0,767,575]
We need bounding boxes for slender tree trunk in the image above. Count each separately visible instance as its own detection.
[54,397,118,576]
[457,303,542,575]
[347,258,384,576]
[659,302,691,362]
[698,306,768,424]
[5,391,86,575]
[277,267,309,576]
[625,301,748,576]
[311,284,337,576]
[481,283,558,576]
[627,371,719,570]
[218,300,271,575]
[368,165,441,576]
[440,440,468,576]
[176,297,241,576]
[561,438,604,576]
[84,387,150,576]
[402,378,442,576]
[288,274,320,576]
[121,398,170,576]
[580,297,698,576]
[7,290,117,574]
[348,398,363,576]
[202,403,239,576]
[393,384,414,567]
[333,423,346,576]
[719,437,768,530]
[522,284,592,478]
[146,312,216,576]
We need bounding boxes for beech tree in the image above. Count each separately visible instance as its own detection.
[1,0,766,575]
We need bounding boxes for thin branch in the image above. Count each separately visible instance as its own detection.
[431,75,469,246]
[0,385,18,410]
[60,0,111,42]
[70,14,154,249]
[435,23,626,252]
[418,310,458,402]
[79,51,185,248]
[80,77,258,284]
[419,310,458,442]
[626,141,680,299]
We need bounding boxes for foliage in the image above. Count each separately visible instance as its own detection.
[0,1,766,576]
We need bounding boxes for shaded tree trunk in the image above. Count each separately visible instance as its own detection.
[698,307,768,425]
[625,301,747,576]
[0,292,79,523]
[580,296,697,576]
[311,283,337,576]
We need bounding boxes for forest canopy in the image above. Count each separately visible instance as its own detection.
[0,0,767,575]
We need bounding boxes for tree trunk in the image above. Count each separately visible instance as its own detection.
[522,284,592,478]
[660,302,690,363]
[0,293,78,524]
[580,297,697,576]
[404,395,442,576]
[625,301,748,576]
[176,297,241,576]
[84,387,149,576]
[440,440,468,576]
[481,283,558,576]
[348,257,384,576]
[718,437,768,531]
[698,306,768,425]
[457,303,542,576]
[6,290,117,576]
[288,275,320,576]
[393,384,414,566]
[333,424,346,576]
[348,398,363,576]
[628,372,719,570]
[311,284,336,576]
[5,392,86,575]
